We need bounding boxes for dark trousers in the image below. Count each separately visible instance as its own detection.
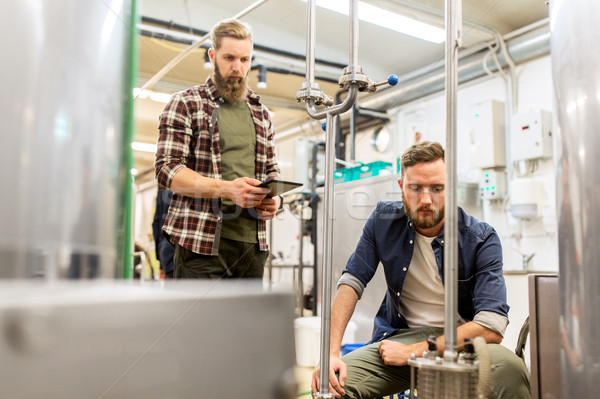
[173,238,268,279]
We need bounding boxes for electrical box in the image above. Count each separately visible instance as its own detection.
[479,170,506,200]
[468,100,506,169]
[511,110,553,161]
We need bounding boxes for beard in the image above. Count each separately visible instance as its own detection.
[213,60,249,104]
[402,191,445,230]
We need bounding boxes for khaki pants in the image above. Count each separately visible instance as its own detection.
[341,328,531,399]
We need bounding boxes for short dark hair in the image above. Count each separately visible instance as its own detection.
[400,141,445,178]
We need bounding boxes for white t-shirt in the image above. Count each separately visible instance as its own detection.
[399,232,462,328]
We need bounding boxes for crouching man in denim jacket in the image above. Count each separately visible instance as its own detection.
[312,141,530,399]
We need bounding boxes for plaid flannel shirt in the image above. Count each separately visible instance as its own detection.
[155,76,280,255]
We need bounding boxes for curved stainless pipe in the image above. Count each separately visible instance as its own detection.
[299,1,363,397]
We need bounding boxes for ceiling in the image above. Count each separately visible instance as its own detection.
[133,0,550,183]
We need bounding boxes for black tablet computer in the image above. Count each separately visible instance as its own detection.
[259,179,303,196]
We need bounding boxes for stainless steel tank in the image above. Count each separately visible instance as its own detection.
[551,0,600,397]
[0,1,133,278]
[0,280,297,399]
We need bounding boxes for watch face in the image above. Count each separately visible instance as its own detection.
[371,127,391,153]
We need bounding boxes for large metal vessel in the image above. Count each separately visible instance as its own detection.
[551,0,600,397]
[0,0,133,278]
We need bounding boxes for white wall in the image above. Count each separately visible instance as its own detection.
[504,273,530,362]
[348,55,558,273]
[353,56,557,349]
[278,55,558,272]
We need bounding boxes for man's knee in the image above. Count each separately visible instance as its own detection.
[488,344,531,399]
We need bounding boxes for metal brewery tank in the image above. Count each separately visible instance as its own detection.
[551,0,600,397]
[0,1,133,278]
[0,4,299,399]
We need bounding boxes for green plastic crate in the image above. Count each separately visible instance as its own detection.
[334,167,357,183]
[334,161,393,184]
[356,161,393,179]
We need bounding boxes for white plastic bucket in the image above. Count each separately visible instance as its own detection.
[294,316,357,367]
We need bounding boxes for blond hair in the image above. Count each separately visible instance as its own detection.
[400,141,445,178]
[210,18,253,51]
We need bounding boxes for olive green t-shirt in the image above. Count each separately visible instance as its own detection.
[218,100,258,243]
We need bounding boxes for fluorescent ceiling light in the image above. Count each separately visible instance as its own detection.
[131,141,157,153]
[133,88,173,103]
[302,0,445,43]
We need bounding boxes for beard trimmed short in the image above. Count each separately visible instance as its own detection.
[213,62,249,104]
[402,192,445,230]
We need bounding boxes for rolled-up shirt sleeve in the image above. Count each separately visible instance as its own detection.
[473,310,509,337]
[155,93,191,189]
[337,272,366,299]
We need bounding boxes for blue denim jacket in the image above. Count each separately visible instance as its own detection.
[342,201,509,343]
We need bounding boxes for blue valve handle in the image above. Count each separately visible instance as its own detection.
[322,122,327,131]
[373,74,399,89]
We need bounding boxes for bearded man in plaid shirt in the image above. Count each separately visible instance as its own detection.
[155,18,281,279]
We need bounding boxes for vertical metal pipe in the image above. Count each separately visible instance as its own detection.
[268,219,274,282]
[335,115,344,164]
[349,0,359,67]
[305,0,317,84]
[410,367,416,399]
[350,104,357,161]
[318,113,337,395]
[443,0,461,361]
[298,199,305,317]
[551,1,600,397]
